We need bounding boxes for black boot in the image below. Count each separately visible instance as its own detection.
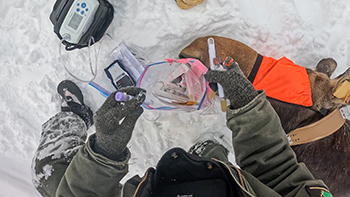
[57,80,94,128]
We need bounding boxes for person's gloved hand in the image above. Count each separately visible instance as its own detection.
[93,87,146,160]
[204,57,258,109]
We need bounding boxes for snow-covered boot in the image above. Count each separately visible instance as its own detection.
[57,80,93,128]
[188,140,216,157]
[188,138,231,164]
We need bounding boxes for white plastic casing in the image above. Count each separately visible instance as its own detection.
[59,0,99,44]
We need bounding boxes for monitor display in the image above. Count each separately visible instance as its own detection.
[68,13,83,30]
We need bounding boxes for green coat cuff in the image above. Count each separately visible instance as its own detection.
[56,134,130,197]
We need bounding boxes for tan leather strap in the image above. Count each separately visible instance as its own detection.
[287,108,346,146]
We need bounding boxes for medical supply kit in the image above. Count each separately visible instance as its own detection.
[49,0,215,112]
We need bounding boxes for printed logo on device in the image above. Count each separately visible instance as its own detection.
[306,186,332,197]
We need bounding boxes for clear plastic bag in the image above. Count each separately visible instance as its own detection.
[136,58,212,111]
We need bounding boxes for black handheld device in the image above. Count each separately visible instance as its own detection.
[104,60,135,90]
[50,0,114,50]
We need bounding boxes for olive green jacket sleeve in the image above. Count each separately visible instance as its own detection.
[226,91,329,197]
[55,134,130,197]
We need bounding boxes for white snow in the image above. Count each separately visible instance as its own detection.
[1,0,350,196]
[32,164,53,188]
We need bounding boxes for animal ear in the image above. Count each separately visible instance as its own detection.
[315,58,337,78]
[307,68,346,111]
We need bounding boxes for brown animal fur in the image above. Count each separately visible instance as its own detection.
[179,35,350,196]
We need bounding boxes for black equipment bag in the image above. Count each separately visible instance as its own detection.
[152,148,244,197]
[49,0,114,51]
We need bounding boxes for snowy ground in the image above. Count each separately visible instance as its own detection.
[1,0,350,196]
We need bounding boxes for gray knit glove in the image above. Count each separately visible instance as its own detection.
[93,87,146,160]
[204,57,258,109]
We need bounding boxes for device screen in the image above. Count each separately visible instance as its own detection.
[68,13,83,30]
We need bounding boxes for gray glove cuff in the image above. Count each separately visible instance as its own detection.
[204,57,258,109]
[89,134,131,162]
[228,86,258,109]
[92,138,128,161]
